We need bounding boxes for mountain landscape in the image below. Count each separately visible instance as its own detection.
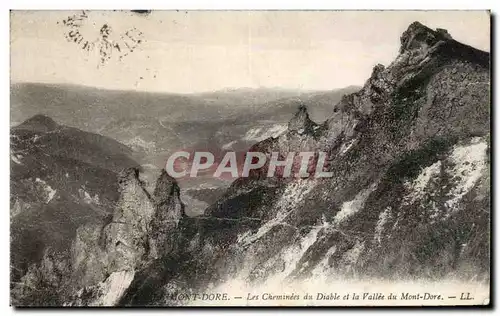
[11,81,360,215]
[10,21,490,306]
[11,83,359,157]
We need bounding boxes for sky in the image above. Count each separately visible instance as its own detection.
[10,10,490,93]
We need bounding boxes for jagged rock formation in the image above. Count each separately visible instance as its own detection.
[11,167,185,306]
[9,115,186,306]
[288,104,317,133]
[11,22,490,306]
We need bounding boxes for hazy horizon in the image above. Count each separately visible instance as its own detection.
[11,11,490,94]
[11,80,361,95]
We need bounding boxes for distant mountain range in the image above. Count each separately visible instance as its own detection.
[193,87,311,105]
[11,83,360,127]
[11,82,360,186]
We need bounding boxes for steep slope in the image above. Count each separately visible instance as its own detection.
[206,21,490,279]
[113,22,490,305]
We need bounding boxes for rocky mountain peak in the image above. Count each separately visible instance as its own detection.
[152,170,182,208]
[16,114,58,132]
[287,103,317,133]
[117,168,143,189]
[399,21,452,54]
[107,167,185,264]
[147,170,185,259]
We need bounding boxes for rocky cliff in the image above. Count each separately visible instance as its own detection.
[11,167,185,306]
[120,22,489,305]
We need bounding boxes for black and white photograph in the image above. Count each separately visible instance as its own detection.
[8,10,491,307]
